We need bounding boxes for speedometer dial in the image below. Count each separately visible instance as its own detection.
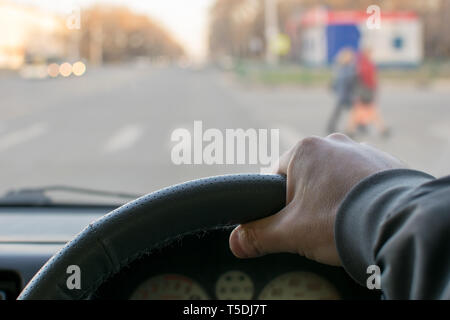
[129,274,209,300]
[259,272,340,300]
[215,271,254,300]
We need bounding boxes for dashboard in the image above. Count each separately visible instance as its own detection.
[94,228,379,300]
[0,205,112,300]
[0,206,379,300]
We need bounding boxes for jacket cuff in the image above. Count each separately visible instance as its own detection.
[334,168,435,286]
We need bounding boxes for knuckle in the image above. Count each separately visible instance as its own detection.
[326,132,349,141]
[288,136,323,175]
[294,136,323,153]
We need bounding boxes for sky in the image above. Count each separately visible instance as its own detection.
[11,0,215,59]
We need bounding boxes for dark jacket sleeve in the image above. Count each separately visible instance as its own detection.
[335,168,450,299]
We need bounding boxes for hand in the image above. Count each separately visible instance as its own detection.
[229,133,405,266]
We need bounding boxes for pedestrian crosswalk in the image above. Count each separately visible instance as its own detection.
[0,122,337,156]
[0,123,148,155]
[0,123,48,152]
[103,124,144,154]
[0,121,447,177]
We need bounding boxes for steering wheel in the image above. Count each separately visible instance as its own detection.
[18,174,286,300]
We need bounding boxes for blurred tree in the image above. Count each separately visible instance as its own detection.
[209,0,264,60]
[79,6,184,64]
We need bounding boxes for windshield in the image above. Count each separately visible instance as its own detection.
[0,0,449,204]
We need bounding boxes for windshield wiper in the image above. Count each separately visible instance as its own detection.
[0,185,142,206]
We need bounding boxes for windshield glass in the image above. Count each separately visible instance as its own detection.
[0,0,449,203]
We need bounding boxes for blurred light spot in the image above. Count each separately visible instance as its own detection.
[72,61,86,76]
[47,63,59,78]
[59,63,72,77]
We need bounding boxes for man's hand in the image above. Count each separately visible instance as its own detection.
[229,133,405,266]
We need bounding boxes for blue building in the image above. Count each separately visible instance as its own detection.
[297,8,423,67]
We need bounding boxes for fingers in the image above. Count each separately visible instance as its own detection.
[273,135,336,175]
[325,132,352,142]
[273,134,353,175]
[246,134,352,262]
[229,204,296,258]
[271,141,298,175]
[271,151,291,175]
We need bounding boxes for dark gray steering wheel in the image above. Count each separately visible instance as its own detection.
[18,174,286,300]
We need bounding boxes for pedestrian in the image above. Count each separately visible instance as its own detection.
[326,48,357,134]
[346,47,390,137]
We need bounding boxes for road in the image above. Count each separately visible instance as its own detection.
[0,64,449,201]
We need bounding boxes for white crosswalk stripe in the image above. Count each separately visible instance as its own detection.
[0,123,47,152]
[103,124,144,153]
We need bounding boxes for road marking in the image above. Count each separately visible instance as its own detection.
[0,123,47,152]
[103,124,144,153]
[274,123,305,150]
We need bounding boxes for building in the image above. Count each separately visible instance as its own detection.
[294,7,423,67]
[0,0,66,69]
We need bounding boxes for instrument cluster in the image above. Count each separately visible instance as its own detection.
[94,229,378,300]
[129,270,340,300]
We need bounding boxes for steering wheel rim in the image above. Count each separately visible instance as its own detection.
[18,174,286,300]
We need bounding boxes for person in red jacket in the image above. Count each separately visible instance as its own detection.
[346,47,389,137]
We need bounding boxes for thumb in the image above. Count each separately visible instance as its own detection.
[229,205,296,258]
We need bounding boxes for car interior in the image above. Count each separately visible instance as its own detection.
[0,175,380,300]
[1,0,448,301]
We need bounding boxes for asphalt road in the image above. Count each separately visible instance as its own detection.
[0,64,449,202]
